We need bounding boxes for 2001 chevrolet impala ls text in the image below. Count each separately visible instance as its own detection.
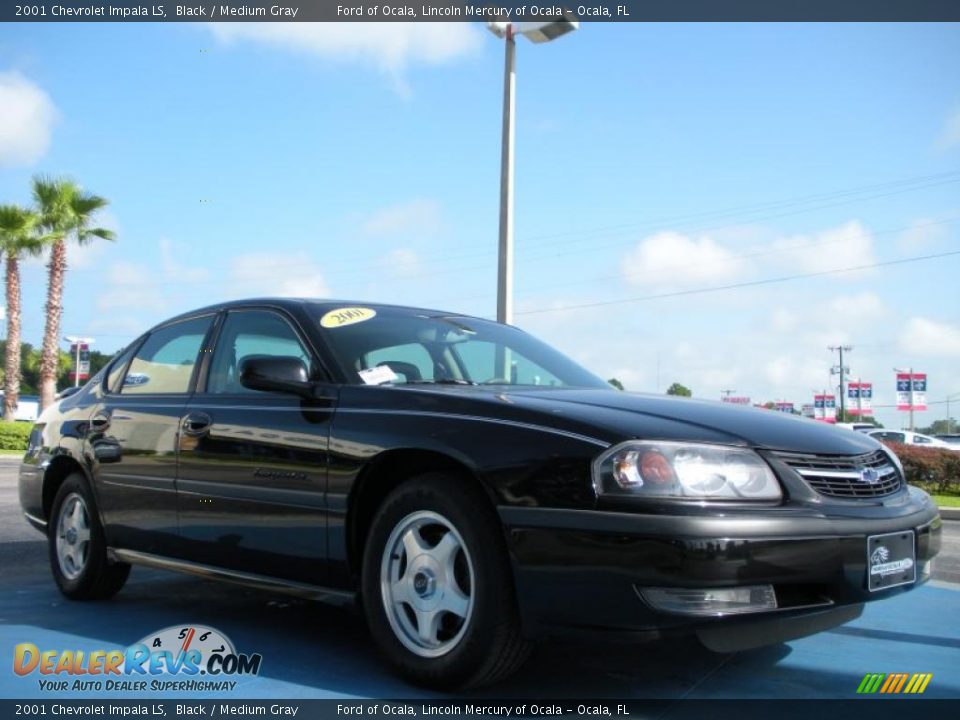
[19,298,941,688]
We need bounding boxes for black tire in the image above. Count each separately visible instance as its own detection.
[48,472,130,600]
[361,472,531,690]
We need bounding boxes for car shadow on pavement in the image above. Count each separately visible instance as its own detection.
[1,553,799,699]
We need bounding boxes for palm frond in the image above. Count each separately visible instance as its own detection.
[77,226,116,244]
[32,175,80,234]
[71,192,110,216]
[0,204,42,255]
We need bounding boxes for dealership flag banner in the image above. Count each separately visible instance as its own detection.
[814,394,837,423]
[69,342,90,382]
[848,382,873,416]
[896,373,927,411]
[775,402,795,413]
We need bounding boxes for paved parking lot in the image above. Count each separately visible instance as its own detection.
[1,457,958,700]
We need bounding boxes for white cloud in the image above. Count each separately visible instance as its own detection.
[824,291,885,324]
[0,71,56,167]
[362,198,443,238]
[227,252,331,299]
[771,220,875,276]
[764,356,792,386]
[770,307,799,333]
[160,238,209,283]
[898,218,947,252]
[206,23,483,91]
[939,105,960,149]
[899,317,960,357]
[623,231,748,288]
[96,261,167,313]
[383,248,421,277]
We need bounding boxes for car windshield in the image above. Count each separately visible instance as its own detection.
[315,307,610,389]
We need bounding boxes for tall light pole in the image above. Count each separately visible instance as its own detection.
[487,15,579,326]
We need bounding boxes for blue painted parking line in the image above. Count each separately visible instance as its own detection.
[2,572,957,700]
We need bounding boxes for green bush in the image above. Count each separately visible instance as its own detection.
[0,421,33,451]
[884,442,960,495]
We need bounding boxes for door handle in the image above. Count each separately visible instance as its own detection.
[181,412,213,437]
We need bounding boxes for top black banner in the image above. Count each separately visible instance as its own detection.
[4,1,960,23]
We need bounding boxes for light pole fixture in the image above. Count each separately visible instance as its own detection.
[487,14,579,327]
[64,335,94,387]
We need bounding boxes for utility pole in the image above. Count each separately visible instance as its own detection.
[909,367,915,432]
[829,345,852,421]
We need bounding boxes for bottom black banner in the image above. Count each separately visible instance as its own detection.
[1,700,958,720]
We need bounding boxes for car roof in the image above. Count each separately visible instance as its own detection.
[156,298,491,328]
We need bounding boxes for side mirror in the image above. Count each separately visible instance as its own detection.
[239,355,312,397]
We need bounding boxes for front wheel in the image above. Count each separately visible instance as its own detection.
[48,473,130,600]
[361,473,531,689]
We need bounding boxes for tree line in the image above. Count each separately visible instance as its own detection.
[0,177,114,420]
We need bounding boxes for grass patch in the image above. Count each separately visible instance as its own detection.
[932,494,960,508]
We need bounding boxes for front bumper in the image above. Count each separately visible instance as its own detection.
[499,489,941,646]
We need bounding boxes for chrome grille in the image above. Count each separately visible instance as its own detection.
[774,449,902,498]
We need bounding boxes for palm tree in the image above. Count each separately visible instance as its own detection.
[0,204,42,421]
[33,177,115,410]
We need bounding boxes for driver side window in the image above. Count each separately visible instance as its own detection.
[207,310,313,394]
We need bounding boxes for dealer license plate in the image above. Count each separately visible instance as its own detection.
[867,531,916,592]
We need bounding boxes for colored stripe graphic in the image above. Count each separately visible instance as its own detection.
[857,673,885,693]
[857,673,932,694]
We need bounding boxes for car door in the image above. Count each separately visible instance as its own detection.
[89,314,216,556]
[175,307,334,585]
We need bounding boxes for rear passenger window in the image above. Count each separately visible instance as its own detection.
[121,316,213,395]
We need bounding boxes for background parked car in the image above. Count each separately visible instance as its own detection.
[13,394,39,423]
[935,434,960,447]
[867,429,958,451]
[835,422,876,433]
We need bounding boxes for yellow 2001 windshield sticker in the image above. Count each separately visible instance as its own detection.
[320,307,377,328]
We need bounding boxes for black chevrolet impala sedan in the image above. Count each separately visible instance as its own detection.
[20,299,941,688]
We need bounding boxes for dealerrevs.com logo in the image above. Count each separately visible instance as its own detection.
[13,625,262,693]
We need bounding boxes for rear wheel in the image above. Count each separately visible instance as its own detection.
[361,473,531,689]
[48,473,130,600]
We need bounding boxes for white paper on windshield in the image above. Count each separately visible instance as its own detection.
[358,365,399,386]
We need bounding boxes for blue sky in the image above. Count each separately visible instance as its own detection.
[1,21,958,428]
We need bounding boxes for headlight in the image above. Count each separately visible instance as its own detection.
[593,441,782,500]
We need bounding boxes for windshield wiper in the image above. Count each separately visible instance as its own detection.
[403,379,477,386]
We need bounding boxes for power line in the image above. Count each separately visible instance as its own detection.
[515,248,960,317]
[39,169,960,283]
[510,215,960,300]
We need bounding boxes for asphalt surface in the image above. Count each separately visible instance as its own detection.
[1,456,958,699]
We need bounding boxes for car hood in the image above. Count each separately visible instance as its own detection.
[458,387,881,456]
